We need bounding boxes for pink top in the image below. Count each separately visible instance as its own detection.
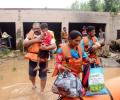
[82,30,87,36]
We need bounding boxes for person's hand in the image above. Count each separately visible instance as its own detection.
[99,39,105,47]
[58,64,71,72]
[40,44,48,50]
[88,58,96,63]
[41,44,56,51]
[91,45,96,51]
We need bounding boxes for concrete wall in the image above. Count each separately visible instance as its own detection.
[112,15,120,39]
[0,8,119,45]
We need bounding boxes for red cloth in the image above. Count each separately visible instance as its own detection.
[42,31,52,45]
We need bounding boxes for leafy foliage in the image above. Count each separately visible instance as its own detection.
[89,0,99,11]
[79,2,91,11]
[0,45,10,57]
[103,0,120,12]
[71,0,80,10]
[70,0,120,13]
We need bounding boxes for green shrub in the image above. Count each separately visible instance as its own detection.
[0,45,10,57]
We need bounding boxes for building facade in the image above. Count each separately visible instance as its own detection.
[0,8,120,49]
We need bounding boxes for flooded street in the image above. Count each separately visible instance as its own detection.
[0,56,120,100]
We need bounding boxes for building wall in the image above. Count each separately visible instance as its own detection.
[113,15,120,39]
[0,8,119,46]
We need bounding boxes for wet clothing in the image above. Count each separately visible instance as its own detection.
[80,37,98,52]
[29,60,47,79]
[57,48,80,59]
[38,50,49,59]
[24,30,41,61]
[80,36,100,88]
[80,36,99,64]
[52,44,87,77]
[25,30,52,61]
[25,30,55,80]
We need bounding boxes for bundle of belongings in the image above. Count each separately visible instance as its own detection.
[2,32,10,39]
[52,65,109,98]
[52,70,85,97]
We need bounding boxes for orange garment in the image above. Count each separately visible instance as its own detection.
[83,36,100,65]
[24,30,40,61]
[52,44,83,77]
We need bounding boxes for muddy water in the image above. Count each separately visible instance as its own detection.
[0,57,120,100]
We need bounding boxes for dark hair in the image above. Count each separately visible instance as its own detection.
[32,22,40,28]
[69,30,82,40]
[40,23,48,29]
[63,27,66,29]
[82,26,86,29]
[87,26,95,33]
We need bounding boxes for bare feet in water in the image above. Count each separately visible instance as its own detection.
[32,85,37,90]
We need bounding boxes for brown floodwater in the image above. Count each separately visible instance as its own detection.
[0,56,120,100]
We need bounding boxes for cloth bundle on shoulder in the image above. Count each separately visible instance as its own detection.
[52,70,84,97]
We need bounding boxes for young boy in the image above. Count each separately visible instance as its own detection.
[33,25,52,71]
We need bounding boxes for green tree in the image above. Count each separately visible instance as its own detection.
[79,2,91,11]
[70,0,104,11]
[89,0,99,11]
[71,0,80,10]
[104,0,120,13]
[70,0,120,13]
[97,0,104,11]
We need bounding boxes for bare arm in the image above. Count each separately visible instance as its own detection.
[23,39,37,47]
[40,43,56,51]
[23,36,42,47]
[47,43,56,50]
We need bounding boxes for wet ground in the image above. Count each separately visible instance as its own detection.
[0,56,120,100]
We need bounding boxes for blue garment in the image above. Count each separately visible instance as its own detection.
[80,37,98,50]
[80,39,88,59]
[57,47,87,59]
[89,37,98,47]
[70,49,79,58]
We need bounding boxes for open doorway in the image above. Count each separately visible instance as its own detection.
[117,30,120,39]
[69,23,106,38]
[0,22,16,49]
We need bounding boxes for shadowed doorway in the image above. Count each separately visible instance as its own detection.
[0,22,16,49]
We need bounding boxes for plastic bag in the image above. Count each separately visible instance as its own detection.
[89,66,104,92]
[86,65,108,96]
[52,70,84,97]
